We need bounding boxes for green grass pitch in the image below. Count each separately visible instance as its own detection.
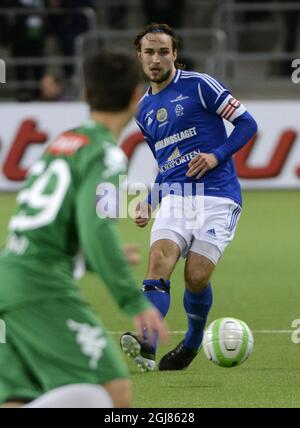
[1,190,300,407]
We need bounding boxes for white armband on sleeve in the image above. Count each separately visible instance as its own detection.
[216,95,246,123]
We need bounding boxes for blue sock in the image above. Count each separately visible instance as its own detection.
[183,283,213,351]
[142,279,171,351]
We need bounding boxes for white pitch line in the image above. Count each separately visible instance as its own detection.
[108,330,292,335]
[253,330,292,334]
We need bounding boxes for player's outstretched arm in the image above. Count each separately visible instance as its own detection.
[123,243,141,265]
[133,307,169,346]
[75,162,152,317]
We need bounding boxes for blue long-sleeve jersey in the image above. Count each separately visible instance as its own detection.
[136,70,257,207]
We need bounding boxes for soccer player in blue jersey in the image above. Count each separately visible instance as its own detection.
[120,23,258,371]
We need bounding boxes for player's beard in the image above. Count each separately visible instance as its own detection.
[148,68,173,84]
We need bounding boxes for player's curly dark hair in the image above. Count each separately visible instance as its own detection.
[134,23,186,70]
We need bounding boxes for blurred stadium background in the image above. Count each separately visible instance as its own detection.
[0,0,300,408]
[1,0,300,100]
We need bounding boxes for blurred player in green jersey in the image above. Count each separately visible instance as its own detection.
[0,51,168,408]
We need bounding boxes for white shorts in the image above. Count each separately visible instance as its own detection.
[150,195,242,265]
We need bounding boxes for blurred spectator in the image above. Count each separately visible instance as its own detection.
[142,0,186,28]
[39,72,71,101]
[47,0,95,77]
[9,0,46,101]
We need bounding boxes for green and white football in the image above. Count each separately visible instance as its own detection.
[203,318,254,367]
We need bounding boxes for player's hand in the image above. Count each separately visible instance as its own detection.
[123,243,141,266]
[134,202,152,228]
[186,153,218,179]
[133,307,169,345]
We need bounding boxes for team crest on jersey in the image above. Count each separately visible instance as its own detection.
[156,108,168,122]
[48,132,89,156]
[175,104,184,117]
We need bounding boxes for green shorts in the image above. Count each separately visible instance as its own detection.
[0,297,129,405]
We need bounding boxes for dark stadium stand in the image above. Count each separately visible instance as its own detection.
[0,0,299,100]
